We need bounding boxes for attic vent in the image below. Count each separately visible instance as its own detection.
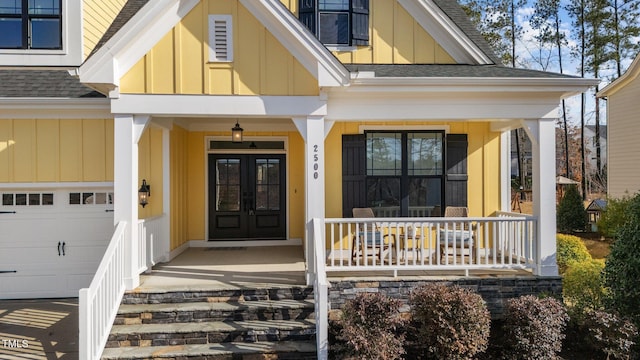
[208,15,233,62]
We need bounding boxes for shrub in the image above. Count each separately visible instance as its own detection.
[409,283,490,360]
[335,292,405,360]
[557,185,588,233]
[562,258,606,319]
[556,234,592,274]
[502,295,568,360]
[597,194,633,238]
[603,193,640,330]
[583,310,638,360]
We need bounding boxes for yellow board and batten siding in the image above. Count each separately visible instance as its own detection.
[120,1,319,96]
[82,0,129,59]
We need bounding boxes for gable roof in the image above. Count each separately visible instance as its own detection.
[0,70,103,98]
[87,0,150,59]
[597,52,640,97]
[345,64,582,78]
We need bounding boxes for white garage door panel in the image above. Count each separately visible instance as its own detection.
[0,188,114,299]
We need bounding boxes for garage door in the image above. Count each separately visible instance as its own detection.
[0,189,114,299]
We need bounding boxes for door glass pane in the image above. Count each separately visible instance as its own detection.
[30,18,60,48]
[0,18,22,48]
[408,133,443,175]
[216,159,240,211]
[408,178,442,217]
[255,159,280,210]
[366,177,401,217]
[367,133,401,176]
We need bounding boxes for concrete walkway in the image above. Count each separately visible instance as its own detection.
[0,298,78,360]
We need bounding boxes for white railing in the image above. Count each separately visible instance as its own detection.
[79,221,127,360]
[322,214,537,276]
[312,218,329,360]
[137,216,164,273]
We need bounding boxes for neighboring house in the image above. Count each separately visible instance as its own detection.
[598,53,640,198]
[0,0,597,358]
[584,123,607,174]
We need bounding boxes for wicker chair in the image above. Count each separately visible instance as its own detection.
[439,206,475,263]
[351,208,395,261]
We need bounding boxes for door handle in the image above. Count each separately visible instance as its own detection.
[58,241,61,256]
[62,242,66,256]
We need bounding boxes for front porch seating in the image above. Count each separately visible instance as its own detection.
[351,208,395,262]
[439,206,475,263]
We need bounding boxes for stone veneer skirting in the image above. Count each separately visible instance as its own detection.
[328,276,563,319]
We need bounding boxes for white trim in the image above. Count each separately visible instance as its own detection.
[169,240,190,261]
[358,125,451,133]
[111,94,327,117]
[598,53,640,97]
[79,0,200,89]
[0,98,111,119]
[0,182,114,190]
[188,239,302,248]
[205,135,290,244]
[0,0,83,66]
[397,0,492,64]
[208,15,233,62]
[500,131,511,212]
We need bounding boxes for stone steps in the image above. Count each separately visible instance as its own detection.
[103,286,317,359]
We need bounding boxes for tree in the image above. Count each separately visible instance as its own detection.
[606,0,640,78]
[557,185,588,233]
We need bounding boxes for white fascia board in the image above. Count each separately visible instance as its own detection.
[239,0,349,87]
[0,98,111,119]
[346,76,599,98]
[398,0,491,64]
[111,94,327,117]
[79,0,199,88]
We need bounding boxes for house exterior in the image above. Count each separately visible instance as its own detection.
[598,53,640,198]
[1,0,598,357]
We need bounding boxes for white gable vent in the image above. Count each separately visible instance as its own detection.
[208,15,233,62]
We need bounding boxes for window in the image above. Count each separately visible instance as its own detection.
[1,193,54,206]
[365,131,444,217]
[299,0,369,46]
[69,192,113,205]
[0,0,62,50]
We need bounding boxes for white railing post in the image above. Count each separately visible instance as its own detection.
[313,217,329,360]
[79,288,90,360]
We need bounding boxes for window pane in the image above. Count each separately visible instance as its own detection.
[28,0,59,14]
[319,12,348,45]
[0,0,21,14]
[319,0,349,10]
[69,193,80,204]
[42,193,53,205]
[2,194,13,206]
[30,18,60,49]
[0,18,22,48]
[408,133,443,175]
[408,178,442,216]
[367,133,402,176]
[366,177,401,217]
[15,193,27,205]
[216,159,240,211]
[28,193,40,205]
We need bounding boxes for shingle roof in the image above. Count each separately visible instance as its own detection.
[87,0,150,59]
[432,0,502,64]
[344,64,583,79]
[0,70,104,98]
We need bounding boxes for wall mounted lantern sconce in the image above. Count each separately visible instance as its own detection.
[231,121,243,143]
[139,179,150,208]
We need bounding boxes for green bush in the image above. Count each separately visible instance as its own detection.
[335,292,405,360]
[603,193,640,331]
[583,310,638,360]
[556,234,592,274]
[409,283,490,360]
[597,194,633,238]
[557,185,588,233]
[502,295,568,360]
[562,258,606,318]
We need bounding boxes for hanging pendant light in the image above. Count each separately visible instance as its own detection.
[231,121,243,143]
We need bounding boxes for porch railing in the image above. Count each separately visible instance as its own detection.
[137,216,164,273]
[79,221,127,360]
[322,213,538,276]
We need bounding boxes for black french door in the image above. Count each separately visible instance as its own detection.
[208,154,286,240]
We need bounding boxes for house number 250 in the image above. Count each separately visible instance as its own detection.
[313,145,319,179]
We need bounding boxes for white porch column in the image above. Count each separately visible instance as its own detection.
[524,118,558,276]
[114,114,149,290]
[293,116,328,285]
[160,128,171,262]
[500,131,512,212]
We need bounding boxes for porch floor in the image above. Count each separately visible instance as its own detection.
[136,246,534,293]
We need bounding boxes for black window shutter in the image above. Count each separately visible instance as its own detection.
[445,134,468,208]
[298,0,317,36]
[350,0,369,46]
[342,134,367,217]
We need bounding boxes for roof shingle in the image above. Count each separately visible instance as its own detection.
[344,64,582,79]
[0,70,104,98]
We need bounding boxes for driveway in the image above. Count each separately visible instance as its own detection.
[0,298,78,359]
